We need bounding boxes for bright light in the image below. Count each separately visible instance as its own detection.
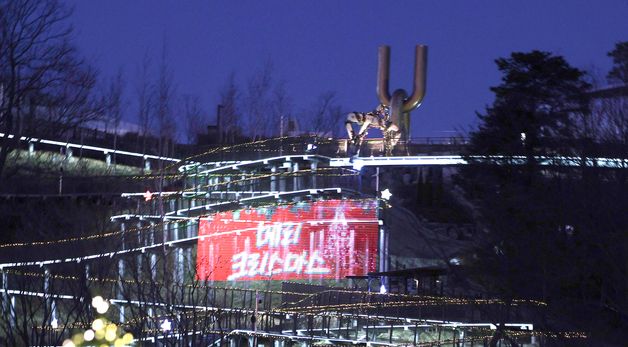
[96,301,109,314]
[379,284,387,294]
[160,318,172,332]
[449,257,461,266]
[61,339,76,347]
[91,296,103,308]
[92,296,109,314]
[122,332,134,344]
[95,328,105,340]
[71,333,84,345]
[381,189,392,200]
[83,329,95,341]
[105,323,117,342]
[91,318,104,331]
[51,318,58,329]
[143,190,153,201]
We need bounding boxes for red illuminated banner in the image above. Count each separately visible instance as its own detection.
[196,199,379,281]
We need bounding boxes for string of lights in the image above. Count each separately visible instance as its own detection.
[14,289,537,339]
[0,221,168,249]
[0,234,199,269]
[276,297,546,314]
[110,165,357,184]
[2,269,543,316]
[184,154,335,176]
[1,197,378,249]
[3,147,369,250]
[1,269,324,297]
[283,286,547,308]
[165,135,318,172]
[130,168,359,202]
[8,285,585,344]
[178,168,358,195]
[0,217,380,268]
[0,132,180,162]
[33,321,587,346]
[162,190,368,216]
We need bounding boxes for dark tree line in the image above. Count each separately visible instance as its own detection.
[0,0,346,186]
[456,44,628,345]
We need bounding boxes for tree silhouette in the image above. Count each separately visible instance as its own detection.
[607,41,628,85]
[454,50,628,344]
[0,0,100,180]
[469,50,590,159]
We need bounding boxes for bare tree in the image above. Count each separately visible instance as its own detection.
[182,94,206,144]
[600,96,628,145]
[576,43,628,157]
[272,80,292,138]
[309,91,343,137]
[155,42,177,160]
[0,0,100,179]
[135,52,154,155]
[218,73,241,144]
[104,69,125,168]
[245,61,274,140]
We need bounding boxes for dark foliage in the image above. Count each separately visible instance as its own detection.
[457,50,628,344]
[607,41,628,85]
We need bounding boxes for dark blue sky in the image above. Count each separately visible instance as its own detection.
[67,0,628,138]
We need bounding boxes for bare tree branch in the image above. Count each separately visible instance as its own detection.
[0,0,99,180]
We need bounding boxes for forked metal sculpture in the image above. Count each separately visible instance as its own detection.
[345,45,428,156]
[378,45,428,154]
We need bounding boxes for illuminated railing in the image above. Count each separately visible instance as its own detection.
[0,132,180,166]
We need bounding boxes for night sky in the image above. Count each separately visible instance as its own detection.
[66,0,628,138]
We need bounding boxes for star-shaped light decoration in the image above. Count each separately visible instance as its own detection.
[160,318,172,332]
[381,188,392,201]
[143,190,152,202]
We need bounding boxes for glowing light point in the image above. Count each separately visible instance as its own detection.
[62,339,76,347]
[91,296,103,308]
[105,323,117,342]
[160,318,172,332]
[352,159,364,170]
[84,329,95,342]
[379,284,387,294]
[143,190,153,201]
[122,333,134,344]
[381,189,392,201]
[51,318,58,329]
[92,296,109,314]
[96,301,109,314]
[92,318,104,331]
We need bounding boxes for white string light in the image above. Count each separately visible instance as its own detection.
[330,154,628,168]
[0,217,378,269]
[0,132,180,162]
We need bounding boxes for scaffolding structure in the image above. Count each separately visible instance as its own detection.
[0,138,566,346]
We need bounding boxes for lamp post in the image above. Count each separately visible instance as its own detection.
[377,168,391,293]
